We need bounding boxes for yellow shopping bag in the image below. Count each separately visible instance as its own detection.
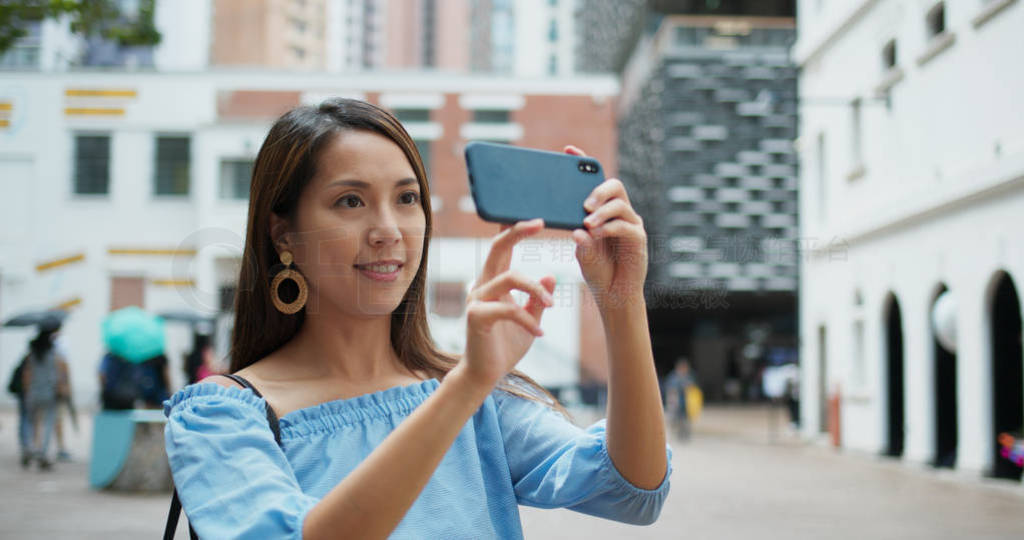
[685,385,703,421]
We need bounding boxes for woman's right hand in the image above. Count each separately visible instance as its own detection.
[459,218,557,390]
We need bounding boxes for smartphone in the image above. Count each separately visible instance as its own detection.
[464,141,605,230]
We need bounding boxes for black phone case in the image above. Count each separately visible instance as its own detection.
[465,141,605,230]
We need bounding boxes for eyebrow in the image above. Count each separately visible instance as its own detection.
[328,178,418,189]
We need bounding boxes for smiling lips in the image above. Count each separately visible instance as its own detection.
[354,260,404,281]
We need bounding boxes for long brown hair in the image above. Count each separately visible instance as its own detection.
[229,98,567,415]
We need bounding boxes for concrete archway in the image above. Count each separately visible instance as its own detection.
[930,284,957,468]
[884,293,905,457]
[988,270,1023,481]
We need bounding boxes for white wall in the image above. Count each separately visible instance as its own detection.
[796,0,1024,475]
[154,0,212,71]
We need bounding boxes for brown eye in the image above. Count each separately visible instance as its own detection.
[335,194,364,208]
[399,191,421,205]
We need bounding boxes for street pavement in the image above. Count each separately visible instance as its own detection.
[1,405,1022,539]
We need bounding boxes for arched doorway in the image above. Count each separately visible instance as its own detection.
[930,285,957,468]
[989,271,1023,481]
[884,293,905,457]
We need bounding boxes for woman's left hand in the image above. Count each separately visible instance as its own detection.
[566,145,648,311]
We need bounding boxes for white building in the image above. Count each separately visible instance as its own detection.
[794,0,1024,481]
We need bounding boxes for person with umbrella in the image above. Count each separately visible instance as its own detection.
[19,320,65,470]
[4,310,69,469]
[98,307,168,410]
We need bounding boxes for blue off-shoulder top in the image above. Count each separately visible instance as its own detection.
[163,379,672,539]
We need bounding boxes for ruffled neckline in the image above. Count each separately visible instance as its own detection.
[164,378,442,439]
[278,378,440,428]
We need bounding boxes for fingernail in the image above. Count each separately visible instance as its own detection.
[544,293,554,306]
[584,198,596,209]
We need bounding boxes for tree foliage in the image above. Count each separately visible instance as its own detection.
[0,0,161,55]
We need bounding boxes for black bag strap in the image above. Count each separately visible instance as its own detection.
[163,374,282,539]
[165,491,197,540]
[221,373,282,445]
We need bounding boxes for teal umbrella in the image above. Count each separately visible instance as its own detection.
[101,307,165,363]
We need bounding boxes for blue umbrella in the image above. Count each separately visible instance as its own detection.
[101,307,165,363]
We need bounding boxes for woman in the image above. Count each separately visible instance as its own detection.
[163,99,671,538]
[21,322,63,470]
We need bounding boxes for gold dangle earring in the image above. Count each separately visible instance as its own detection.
[271,250,308,314]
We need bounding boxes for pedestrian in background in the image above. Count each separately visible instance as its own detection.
[7,354,31,467]
[98,352,139,410]
[665,358,697,441]
[137,353,171,409]
[21,322,64,470]
[183,333,215,385]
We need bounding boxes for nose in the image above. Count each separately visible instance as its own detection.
[367,210,401,247]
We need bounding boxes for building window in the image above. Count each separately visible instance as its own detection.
[154,135,191,196]
[73,134,111,195]
[219,159,254,200]
[393,108,431,122]
[291,46,306,59]
[926,3,946,38]
[413,140,431,180]
[882,39,897,70]
[548,19,558,42]
[431,281,466,317]
[548,54,558,75]
[290,17,307,33]
[422,0,436,67]
[472,109,510,123]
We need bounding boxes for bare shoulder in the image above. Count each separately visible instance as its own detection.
[199,361,273,391]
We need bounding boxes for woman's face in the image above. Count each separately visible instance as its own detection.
[276,130,426,318]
